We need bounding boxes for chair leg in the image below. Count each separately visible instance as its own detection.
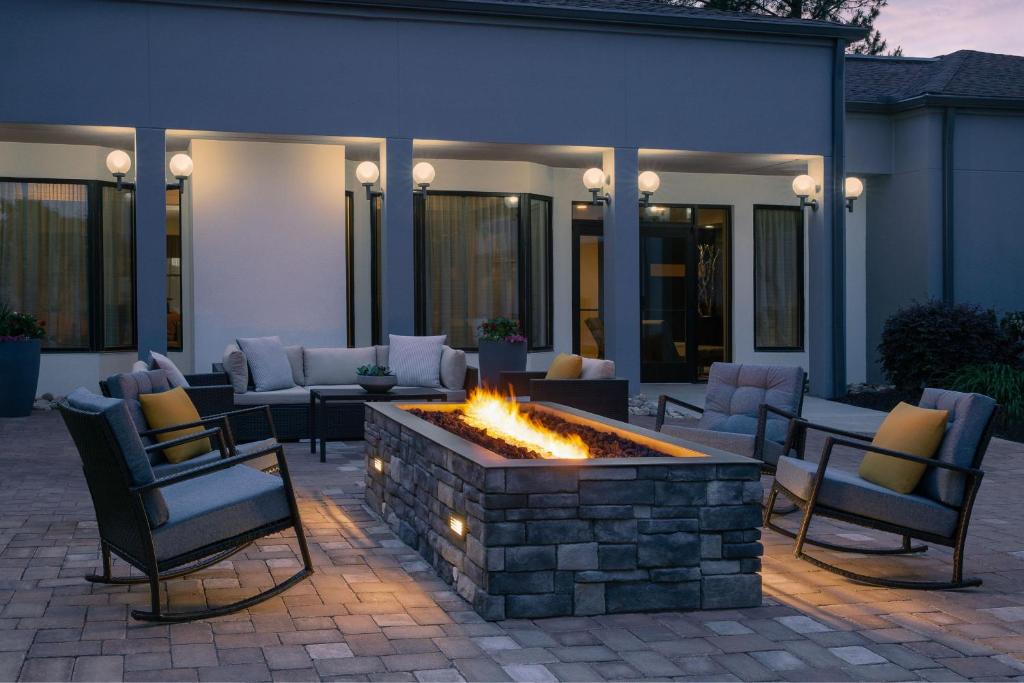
[86,542,113,583]
[147,573,162,621]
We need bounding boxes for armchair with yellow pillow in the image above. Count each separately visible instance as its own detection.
[766,388,999,590]
[497,354,628,422]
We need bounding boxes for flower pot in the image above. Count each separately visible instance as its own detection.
[358,375,397,394]
[478,339,527,390]
[0,339,42,417]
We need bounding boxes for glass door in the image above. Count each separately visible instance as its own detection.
[640,206,693,381]
[572,203,604,358]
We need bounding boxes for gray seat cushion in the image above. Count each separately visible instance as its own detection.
[916,389,997,507]
[775,456,960,538]
[234,386,311,405]
[699,362,804,444]
[153,465,292,562]
[660,425,789,465]
[65,388,169,528]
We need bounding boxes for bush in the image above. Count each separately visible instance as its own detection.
[879,300,1010,391]
[948,363,1024,424]
[0,303,46,341]
[1001,310,1024,347]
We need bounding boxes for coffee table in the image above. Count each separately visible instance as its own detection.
[309,387,447,462]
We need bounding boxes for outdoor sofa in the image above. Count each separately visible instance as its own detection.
[498,358,629,422]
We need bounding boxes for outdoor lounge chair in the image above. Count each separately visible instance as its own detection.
[57,388,313,622]
[655,362,806,473]
[765,388,999,590]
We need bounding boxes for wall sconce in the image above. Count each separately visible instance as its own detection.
[106,150,132,191]
[792,174,819,212]
[448,514,465,537]
[413,162,436,196]
[583,167,610,205]
[169,153,194,191]
[638,171,660,206]
[845,177,864,212]
[371,457,384,473]
[356,161,383,201]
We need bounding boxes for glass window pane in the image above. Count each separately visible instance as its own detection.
[0,181,90,348]
[754,206,803,350]
[421,195,520,349]
[577,235,603,358]
[695,207,729,378]
[529,197,551,349]
[642,205,692,224]
[102,187,134,348]
[166,188,183,350]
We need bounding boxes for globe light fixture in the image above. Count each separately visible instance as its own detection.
[844,176,864,212]
[356,161,382,201]
[582,167,610,205]
[503,195,519,209]
[638,170,660,206]
[169,153,194,190]
[105,150,132,190]
[413,161,436,196]
[792,174,818,211]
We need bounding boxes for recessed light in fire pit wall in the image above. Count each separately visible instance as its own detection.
[372,457,384,473]
[448,515,465,537]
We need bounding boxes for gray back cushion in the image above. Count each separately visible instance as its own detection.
[700,363,804,443]
[223,343,249,394]
[104,370,170,452]
[66,388,169,528]
[284,345,306,386]
[304,346,376,385]
[916,388,997,507]
[237,336,296,392]
[389,334,445,388]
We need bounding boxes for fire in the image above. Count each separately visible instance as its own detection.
[461,389,590,460]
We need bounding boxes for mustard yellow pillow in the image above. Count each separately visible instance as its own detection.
[546,353,583,380]
[858,402,949,493]
[138,387,212,464]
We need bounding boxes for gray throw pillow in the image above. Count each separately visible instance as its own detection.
[223,343,249,394]
[284,345,305,386]
[440,346,467,390]
[150,351,189,388]
[388,334,445,388]
[236,336,295,392]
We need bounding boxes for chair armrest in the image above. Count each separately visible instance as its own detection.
[139,415,231,439]
[499,371,546,396]
[133,446,283,492]
[142,427,227,458]
[184,385,235,418]
[828,436,983,477]
[755,403,804,463]
[185,372,231,387]
[464,366,479,393]
[655,394,704,431]
[795,419,874,444]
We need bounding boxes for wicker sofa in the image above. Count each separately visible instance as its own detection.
[498,358,629,422]
[211,344,477,442]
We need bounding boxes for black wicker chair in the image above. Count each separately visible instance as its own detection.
[766,388,999,590]
[497,370,629,423]
[57,388,313,622]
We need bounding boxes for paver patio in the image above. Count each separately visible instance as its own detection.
[2,409,1023,682]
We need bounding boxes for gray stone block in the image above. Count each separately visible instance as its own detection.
[654,482,707,506]
[700,559,741,575]
[506,468,579,494]
[606,581,700,612]
[651,567,701,582]
[699,504,762,531]
[701,535,722,559]
[505,508,579,521]
[701,574,761,609]
[598,544,637,570]
[638,532,699,568]
[706,481,744,505]
[526,520,592,544]
[529,493,579,508]
[576,569,649,582]
[579,467,637,480]
[474,592,506,621]
[574,583,606,616]
[579,480,654,505]
[637,519,698,534]
[505,545,556,572]
[722,542,763,559]
[715,464,761,480]
[594,520,637,543]
[483,522,526,547]
[489,571,554,595]
[482,493,529,509]
[578,505,634,519]
[557,543,599,570]
[506,594,573,619]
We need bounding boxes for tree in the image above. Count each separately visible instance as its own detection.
[665,0,902,55]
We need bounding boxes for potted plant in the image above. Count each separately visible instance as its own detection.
[477,316,527,389]
[356,364,397,394]
[0,303,46,417]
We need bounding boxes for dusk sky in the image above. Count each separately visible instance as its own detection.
[875,0,1024,58]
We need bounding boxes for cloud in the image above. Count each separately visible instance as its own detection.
[874,0,1024,57]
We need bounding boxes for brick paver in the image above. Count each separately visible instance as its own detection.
[1,411,1024,681]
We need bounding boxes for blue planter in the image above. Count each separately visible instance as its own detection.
[477,339,527,390]
[0,340,41,417]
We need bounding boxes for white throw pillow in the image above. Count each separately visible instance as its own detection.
[440,346,467,390]
[388,334,445,388]
[236,336,295,392]
[580,357,615,380]
[223,343,249,394]
[150,350,189,388]
[304,347,376,386]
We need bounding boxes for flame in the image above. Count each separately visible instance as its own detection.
[460,389,590,460]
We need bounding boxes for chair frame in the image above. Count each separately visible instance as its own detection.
[59,401,313,622]
[765,411,999,590]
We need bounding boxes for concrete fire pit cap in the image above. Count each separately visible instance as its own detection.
[365,401,759,470]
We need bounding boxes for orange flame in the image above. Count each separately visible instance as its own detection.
[461,389,590,459]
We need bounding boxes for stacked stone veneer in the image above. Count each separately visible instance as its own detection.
[364,403,763,621]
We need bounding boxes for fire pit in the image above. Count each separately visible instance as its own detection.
[364,393,763,620]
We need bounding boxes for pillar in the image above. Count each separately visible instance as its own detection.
[380,138,415,336]
[134,127,167,360]
[602,148,641,391]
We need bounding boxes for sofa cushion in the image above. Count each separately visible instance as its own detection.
[304,347,376,385]
[916,389,997,507]
[440,347,467,390]
[153,465,292,562]
[580,358,615,380]
[389,334,445,388]
[234,386,311,406]
[775,455,960,538]
[284,345,305,386]
[150,351,189,388]
[237,336,295,392]
[223,344,249,394]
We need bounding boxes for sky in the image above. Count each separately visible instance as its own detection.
[874,0,1024,58]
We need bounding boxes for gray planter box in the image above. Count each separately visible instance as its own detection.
[478,339,527,390]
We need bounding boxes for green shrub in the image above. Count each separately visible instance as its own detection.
[879,300,1010,391]
[1001,310,1024,346]
[0,303,46,341]
[948,363,1024,424]
[356,364,392,377]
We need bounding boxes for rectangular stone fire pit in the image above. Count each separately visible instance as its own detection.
[363,401,763,620]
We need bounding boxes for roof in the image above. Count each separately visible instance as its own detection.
[847,50,1024,108]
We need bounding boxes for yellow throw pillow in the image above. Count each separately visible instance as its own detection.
[546,353,583,380]
[858,402,949,493]
[138,387,212,464]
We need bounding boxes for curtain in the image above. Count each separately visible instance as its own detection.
[102,187,134,347]
[529,197,551,349]
[422,195,519,348]
[754,207,802,349]
[0,182,89,348]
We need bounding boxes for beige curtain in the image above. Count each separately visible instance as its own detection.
[423,195,519,348]
[102,187,134,347]
[0,182,89,347]
[754,207,802,349]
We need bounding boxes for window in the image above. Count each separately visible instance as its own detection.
[753,205,804,351]
[415,192,552,350]
[103,186,135,348]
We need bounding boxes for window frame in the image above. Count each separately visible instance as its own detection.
[345,190,355,347]
[0,176,138,353]
[413,190,554,352]
[752,204,805,352]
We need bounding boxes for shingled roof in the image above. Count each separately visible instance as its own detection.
[847,50,1024,106]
